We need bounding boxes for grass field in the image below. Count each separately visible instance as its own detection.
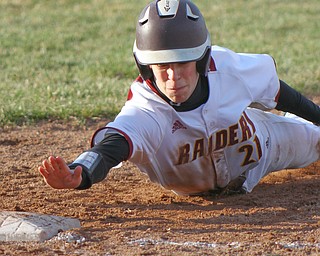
[0,0,319,126]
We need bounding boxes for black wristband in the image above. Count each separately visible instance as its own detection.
[68,151,107,190]
[68,162,92,190]
[68,132,129,190]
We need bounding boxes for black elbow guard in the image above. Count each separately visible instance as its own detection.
[68,151,108,190]
[276,80,320,125]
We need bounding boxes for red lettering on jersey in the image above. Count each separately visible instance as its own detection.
[239,116,252,142]
[178,144,190,165]
[243,112,256,133]
[192,139,205,161]
[254,135,262,159]
[215,130,228,150]
[208,135,213,153]
[176,112,259,165]
[229,124,239,146]
[239,144,256,166]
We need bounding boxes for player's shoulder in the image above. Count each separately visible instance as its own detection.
[122,77,172,118]
[211,45,270,59]
[210,45,274,73]
[128,77,163,105]
[211,45,238,60]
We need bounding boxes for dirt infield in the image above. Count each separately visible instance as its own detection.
[0,119,319,255]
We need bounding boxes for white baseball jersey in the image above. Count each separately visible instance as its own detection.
[93,46,320,195]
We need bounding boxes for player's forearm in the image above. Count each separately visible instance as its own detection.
[68,133,130,190]
[275,80,320,125]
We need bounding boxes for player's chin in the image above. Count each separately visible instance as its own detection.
[168,95,186,104]
[167,91,189,103]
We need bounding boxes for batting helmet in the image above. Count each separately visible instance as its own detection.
[133,0,211,80]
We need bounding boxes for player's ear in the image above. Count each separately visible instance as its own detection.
[140,65,154,80]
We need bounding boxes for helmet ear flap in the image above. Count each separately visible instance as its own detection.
[196,47,211,76]
[134,53,153,80]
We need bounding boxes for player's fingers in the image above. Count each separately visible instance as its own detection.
[42,159,55,173]
[38,166,49,177]
[48,156,61,172]
[55,156,69,172]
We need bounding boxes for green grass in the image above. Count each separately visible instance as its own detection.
[0,0,319,126]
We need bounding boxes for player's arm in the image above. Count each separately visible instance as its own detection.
[68,132,130,190]
[275,80,320,125]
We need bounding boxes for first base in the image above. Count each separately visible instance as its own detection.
[0,211,81,242]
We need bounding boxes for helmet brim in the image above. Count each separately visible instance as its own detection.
[133,35,211,65]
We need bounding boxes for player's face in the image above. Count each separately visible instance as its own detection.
[150,62,199,103]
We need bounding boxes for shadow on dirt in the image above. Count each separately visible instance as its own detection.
[76,172,319,237]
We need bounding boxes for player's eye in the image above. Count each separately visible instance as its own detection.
[156,64,170,70]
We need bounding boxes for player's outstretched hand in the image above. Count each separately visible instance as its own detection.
[38,156,82,189]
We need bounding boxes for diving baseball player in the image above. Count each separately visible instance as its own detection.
[39,0,320,196]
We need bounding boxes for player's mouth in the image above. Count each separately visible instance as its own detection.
[167,85,187,93]
[166,86,190,103]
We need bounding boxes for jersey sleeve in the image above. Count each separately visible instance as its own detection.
[103,82,170,164]
[211,46,280,109]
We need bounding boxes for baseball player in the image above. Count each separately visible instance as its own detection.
[38,0,320,196]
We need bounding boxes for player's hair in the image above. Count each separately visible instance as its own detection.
[133,0,211,80]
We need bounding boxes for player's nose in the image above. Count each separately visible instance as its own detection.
[167,65,181,81]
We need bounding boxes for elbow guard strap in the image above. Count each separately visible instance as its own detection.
[68,151,108,190]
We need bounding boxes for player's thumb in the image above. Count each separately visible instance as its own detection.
[71,166,83,189]
[73,165,83,177]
